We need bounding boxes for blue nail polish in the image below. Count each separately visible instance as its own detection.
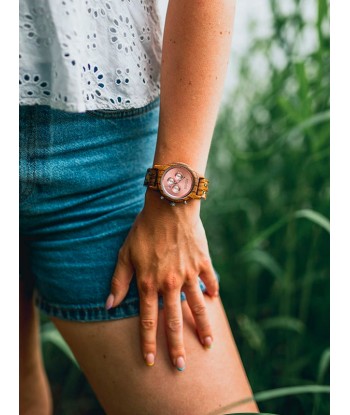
[175,356,186,371]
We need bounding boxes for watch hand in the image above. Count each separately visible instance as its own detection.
[174,177,184,184]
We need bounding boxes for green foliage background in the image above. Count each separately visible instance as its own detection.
[41,0,330,413]
[203,0,330,413]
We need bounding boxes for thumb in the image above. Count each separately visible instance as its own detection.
[105,248,134,310]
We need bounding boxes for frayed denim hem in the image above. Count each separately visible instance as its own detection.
[34,272,220,323]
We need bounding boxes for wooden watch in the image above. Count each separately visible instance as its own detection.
[143,162,209,206]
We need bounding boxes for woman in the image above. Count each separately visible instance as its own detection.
[19,0,259,413]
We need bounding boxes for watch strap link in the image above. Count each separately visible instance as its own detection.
[196,176,209,199]
[143,167,158,189]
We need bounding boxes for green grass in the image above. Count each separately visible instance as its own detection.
[201,0,330,413]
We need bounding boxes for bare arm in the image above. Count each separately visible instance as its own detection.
[106,0,236,371]
[145,0,236,212]
[154,0,235,173]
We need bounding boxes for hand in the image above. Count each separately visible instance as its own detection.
[105,189,220,371]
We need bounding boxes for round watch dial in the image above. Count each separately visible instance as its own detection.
[160,165,195,200]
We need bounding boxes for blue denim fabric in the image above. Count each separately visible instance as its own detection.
[19,98,220,322]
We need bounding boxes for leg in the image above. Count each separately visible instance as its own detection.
[19,279,53,415]
[52,294,259,415]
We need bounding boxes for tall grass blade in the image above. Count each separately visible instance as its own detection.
[236,314,265,352]
[260,317,305,334]
[208,385,329,415]
[317,348,330,384]
[312,348,330,415]
[294,209,330,233]
[240,249,283,279]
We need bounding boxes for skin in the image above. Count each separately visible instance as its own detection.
[106,0,238,371]
[20,0,259,413]
[52,294,258,414]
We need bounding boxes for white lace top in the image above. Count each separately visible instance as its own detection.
[19,0,163,112]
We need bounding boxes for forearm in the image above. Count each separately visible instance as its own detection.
[153,0,236,174]
[145,0,236,212]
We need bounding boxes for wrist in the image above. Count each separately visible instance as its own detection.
[143,187,201,218]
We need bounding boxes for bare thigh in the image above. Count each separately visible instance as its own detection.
[51,294,259,415]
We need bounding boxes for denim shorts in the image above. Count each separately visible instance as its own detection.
[19,97,220,322]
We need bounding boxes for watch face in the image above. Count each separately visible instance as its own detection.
[160,165,195,199]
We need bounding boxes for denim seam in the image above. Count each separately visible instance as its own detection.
[34,289,191,322]
[34,274,218,322]
[19,108,31,200]
[20,106,37,204]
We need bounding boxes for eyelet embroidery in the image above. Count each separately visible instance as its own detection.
[19,0,162,112]
[82,64,105,101]
[86,0,111,19]
[86,33,98,50]
[61,0,77,16]
[109,16,136,55]
[140,0,153,15]
[19,73,51,100]
[19,7,54,48]
[61,31,80,67]
[139,26,152,42]
[115,68,131,86]
[137,53,160,93]
[109,95,131,107]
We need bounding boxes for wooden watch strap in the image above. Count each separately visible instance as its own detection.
[143,167,158,188]
[143,165,209,200]
[196,177,209,199]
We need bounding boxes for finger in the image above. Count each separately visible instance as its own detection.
[138,278,159,367]
[198,256,220,297]
[162,287,186,371]
[182,280,213,349]
[105,248,134,309]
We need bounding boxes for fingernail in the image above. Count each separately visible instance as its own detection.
[105,294,115,310]
[214,291,219,297]
[175,356,186,371]
[203,336,213,349]
[145,353,155,367]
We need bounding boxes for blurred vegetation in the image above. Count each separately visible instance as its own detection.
[203,0,330,413]
[40,0,329,414]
